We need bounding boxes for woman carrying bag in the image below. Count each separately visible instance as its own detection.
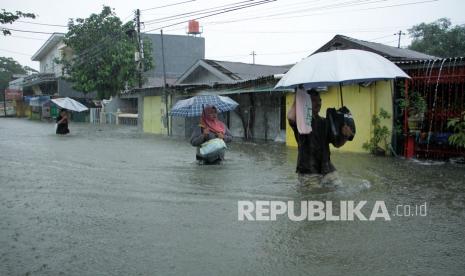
[190,106,233,164]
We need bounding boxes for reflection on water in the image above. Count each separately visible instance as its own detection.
[1,119,464,275]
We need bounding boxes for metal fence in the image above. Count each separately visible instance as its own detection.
[0,101,15,116]
[89,108,102,124]
[89,108,137,126]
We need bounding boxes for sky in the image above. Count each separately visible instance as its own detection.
[1,0,464,71]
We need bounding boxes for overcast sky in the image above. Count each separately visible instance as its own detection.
[1,0,464,70]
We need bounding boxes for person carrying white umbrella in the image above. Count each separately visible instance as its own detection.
[287,88,353,188]
[51,97,89,135]
[277,49,410,188]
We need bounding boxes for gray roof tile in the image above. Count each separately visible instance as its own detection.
[313,35,438,61]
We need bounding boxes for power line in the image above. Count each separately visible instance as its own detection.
[0,27,55,35]
[15,20,68,28]
[260,49,311,55]
[0,48,32,56]
[203,25,412,34]
[145,0,271,26]
[141,0,197,11]
[69,31,139,67]
[209,49,312,59]
[205,0,388,25]
[353,0,438,12]
[4,34,47,41]
[261,0,382,19]
[122,12,135,22]
[367,33,396,41]
[145,0,276,32]
[143,0,256,25]
[204,0,437,25]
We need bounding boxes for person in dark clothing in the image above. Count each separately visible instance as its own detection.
[288,90,353,186]
[190,106,233,164]
[56,109,70,135]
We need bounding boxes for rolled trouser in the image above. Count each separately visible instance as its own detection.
[298,171,342,189]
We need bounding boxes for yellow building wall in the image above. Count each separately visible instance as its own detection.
[286,80,393,153]
[143,96,168,135]
[25,106,32,118]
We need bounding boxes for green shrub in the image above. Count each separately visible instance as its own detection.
[363,109,391,155]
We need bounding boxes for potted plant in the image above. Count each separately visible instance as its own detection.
[398,91,427,132]
[363,109,391,156]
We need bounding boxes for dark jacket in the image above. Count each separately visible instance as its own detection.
[190,125,233,163]
[290,115,344,175]
[190,126,233,146]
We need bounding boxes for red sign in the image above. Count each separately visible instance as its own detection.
[5,89,23,100]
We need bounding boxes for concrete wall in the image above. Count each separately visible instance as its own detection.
[170,92,285,142]
[285,80,394,153]
[142,34,205,85]
[170,94,189,138]
[104,95,138,113]
[57,79,96,98]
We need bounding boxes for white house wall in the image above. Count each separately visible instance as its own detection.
[39,42,64,76]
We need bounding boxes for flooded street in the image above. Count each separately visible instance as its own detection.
[1,118,464,275]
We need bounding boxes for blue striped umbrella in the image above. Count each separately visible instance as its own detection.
[169,95,239,117]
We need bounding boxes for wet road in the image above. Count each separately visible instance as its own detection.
[1,118,465,275]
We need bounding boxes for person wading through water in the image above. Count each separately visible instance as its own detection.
[288,89,353,188]
[56,109,70,135]
[190,106,233,164]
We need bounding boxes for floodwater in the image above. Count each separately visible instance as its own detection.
[1,118,464,275]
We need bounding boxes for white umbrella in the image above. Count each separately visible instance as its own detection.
[275,49,410,90]
[51,97,88,112]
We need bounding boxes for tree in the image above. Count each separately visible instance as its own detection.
[0,57,29,100]
[1,9,36,35]
[60,6,153,99]
[408,18,465,58]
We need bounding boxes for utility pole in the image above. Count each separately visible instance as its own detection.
[250,50,256,64]
[160,29,170,136]
[395,30,406,48]
[3,90,6,117]
[135,9,143,88]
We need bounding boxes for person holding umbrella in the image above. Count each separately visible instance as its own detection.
[288,89,353,187]
[51,97,89,135]
[190,106,233,164]
[56,109,70,135]
[276,49,410,188]
[170,95,238,164]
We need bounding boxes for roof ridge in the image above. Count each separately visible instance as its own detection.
[203,58,290,68]
[332,34,438,59]
[337,34,434,53]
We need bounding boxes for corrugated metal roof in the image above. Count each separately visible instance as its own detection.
[205,60,292,81]
[394,56,465,70]
[313,35,438,61]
